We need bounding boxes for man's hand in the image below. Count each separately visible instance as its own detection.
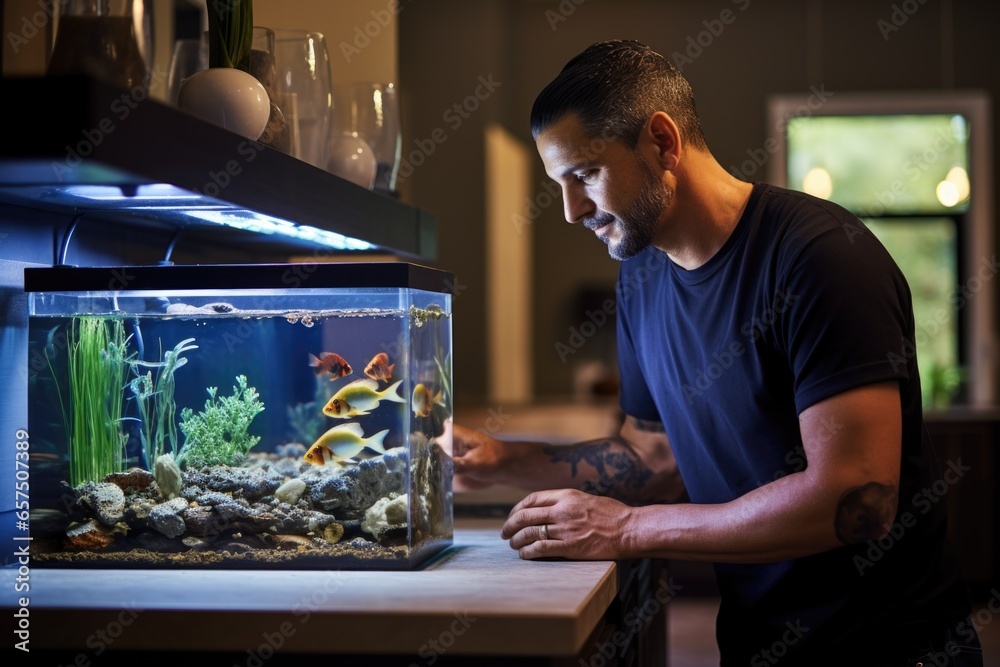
[442,414,685,501]
[443,420,506,491]
[500,489,636,561]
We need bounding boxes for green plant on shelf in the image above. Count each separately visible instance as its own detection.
[129,337,198,468]
[176,374,265,469]
[66,317,134,487]
[207,0,254,70]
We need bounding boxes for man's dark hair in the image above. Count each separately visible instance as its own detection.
[530,39,707,150]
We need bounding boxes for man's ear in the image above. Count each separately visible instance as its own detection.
[646,111,681,171]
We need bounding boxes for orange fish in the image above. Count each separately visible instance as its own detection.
[364,352,395,382]
[309,352,352,379]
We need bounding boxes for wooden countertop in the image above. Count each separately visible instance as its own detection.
[4,519,619,657]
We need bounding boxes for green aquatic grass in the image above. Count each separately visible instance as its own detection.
[434,352,452,409]
[67,317,133,487]
[130,337,198,467]
[42,330,69,455]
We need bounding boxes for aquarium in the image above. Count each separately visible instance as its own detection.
[24,262,454,570]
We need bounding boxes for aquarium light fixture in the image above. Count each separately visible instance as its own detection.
[184,210,375,251]
[63,184,205,202]
[58,184,376,251]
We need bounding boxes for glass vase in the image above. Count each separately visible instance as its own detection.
[249,26,291,153]
[271,29,334,168]
[46,0,148,92]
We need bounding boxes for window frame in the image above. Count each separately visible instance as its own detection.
[766,90,996,408]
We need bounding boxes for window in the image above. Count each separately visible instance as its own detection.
[767,91,996,408]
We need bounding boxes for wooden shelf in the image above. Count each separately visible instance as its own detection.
[3,521,618,658]
[0,75,436,260]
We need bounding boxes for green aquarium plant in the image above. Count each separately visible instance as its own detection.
[66,317,133,487]
[177,374,265,468]
[129,338,198,468]
[434,352,453,409]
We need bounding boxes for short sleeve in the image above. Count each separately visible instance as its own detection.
[776,218,913,414]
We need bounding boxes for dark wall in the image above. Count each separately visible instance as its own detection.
[400,0,1000,404]
[398,0,517,405]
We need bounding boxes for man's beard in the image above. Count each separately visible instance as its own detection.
[598,158,673,261]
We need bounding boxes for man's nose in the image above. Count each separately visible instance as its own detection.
[563,187,594,224]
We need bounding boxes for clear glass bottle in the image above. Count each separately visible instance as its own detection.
[249,26,291,153]
[46,0,148,91]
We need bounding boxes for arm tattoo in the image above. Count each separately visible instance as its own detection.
[542,439,652,501]
[630,417,665,433]
[834,482,898,544]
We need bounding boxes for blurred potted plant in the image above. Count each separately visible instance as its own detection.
[176,0,269,140]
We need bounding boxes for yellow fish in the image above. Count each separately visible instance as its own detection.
[322,378,406,418]
[412,382,445,418]
[303,422,389,466]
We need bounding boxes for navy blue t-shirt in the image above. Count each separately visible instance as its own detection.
[616,183,970,663]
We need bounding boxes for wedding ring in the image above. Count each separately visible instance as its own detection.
[539,524,549,541]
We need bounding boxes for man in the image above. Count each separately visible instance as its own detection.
[449,40,982,665]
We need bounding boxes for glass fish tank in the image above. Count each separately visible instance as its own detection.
[24,262,454,570]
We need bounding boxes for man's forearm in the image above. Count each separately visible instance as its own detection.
[624,469,892,562]
[497,437,683,504]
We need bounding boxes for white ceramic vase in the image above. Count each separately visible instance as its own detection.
[327,131,377,189]
[177,67,270,141]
